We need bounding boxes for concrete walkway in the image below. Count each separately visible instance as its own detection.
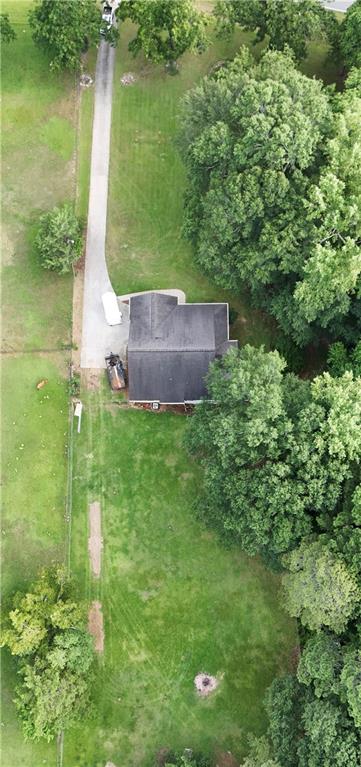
[80,38,128,369]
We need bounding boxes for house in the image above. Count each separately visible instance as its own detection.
[127,292,238,404]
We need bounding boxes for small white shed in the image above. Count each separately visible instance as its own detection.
[101,292,122,326]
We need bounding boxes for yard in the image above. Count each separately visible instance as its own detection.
[1,4,342,766]
[64,387,297,766]
[1,2,84,764]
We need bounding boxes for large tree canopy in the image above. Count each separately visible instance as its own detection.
[265,674,361,767]
[214,0,334,61]
[1,567,94,741]
[282,540,360,633]
[178,52,361,346]
[339,0,361,70]
[187,346,361,560]
[117,0,207,68]
[29,0,102,71]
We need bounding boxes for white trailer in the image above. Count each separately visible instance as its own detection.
[101,291,122,326]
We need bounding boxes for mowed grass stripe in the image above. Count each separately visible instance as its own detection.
[65,402,296,765]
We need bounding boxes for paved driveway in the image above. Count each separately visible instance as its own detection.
[323,0,355,10]
[80,37,128,369]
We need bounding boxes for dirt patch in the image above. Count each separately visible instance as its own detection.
[88,600,104,653]
[120,72,137,86]
[194,672,219,696]
[88,501,102,577]
[81,368,102,390]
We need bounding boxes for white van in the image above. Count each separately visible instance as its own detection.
[101,292,122,326]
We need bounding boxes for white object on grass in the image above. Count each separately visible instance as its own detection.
[74,401,83,434]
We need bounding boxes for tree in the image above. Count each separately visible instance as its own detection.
[339,0,361,70]
[1,567,94,741]
[297,632,342,698]
[15,630,94,741]
[178,52,361,347]
[117,0,207,71]
[214,0,334,61]
[187,347,361,560]
[241,736,280,767]
[294,85,361,333]
[1,566,82,656]
[0,13,16,43]
[264,675,303,767]
[340,647,361,728]
[29,0,102,71]
[299,695,361,767]
[178,49,333,346]
[282,541,360,633]
[327,341,361,377]
[35,204,83,274]
[265,673,361,767]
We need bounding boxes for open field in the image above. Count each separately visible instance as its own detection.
[0,2,85,764]
[107,21,278,349]
[1,5,341,766]
[65,388,297,767]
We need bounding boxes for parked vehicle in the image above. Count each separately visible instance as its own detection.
[101,3,115,33]
[105,353,126,391]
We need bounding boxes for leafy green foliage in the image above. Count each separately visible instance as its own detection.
[340,0,361,70]
[294,85,361,332]
[327,341,361,377]
[178,53,361,346]
[340,647,361,728]
[36,204,83,274]
[282,541,360,633]
[1,567,94,741]
[15,630,93,742]
[264,675,302,767]
[117,0,207,67]
[297,632,342,698]
[241,736,280,767]
[214,0,333,61]
[0,13,16,43]
[265,673,361,767]
[29,0,101,71]
[1,566,82,656]
[187,347,361,560]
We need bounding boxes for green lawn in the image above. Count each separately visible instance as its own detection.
[1,6,339,766]
[1,0,77,352]
[107,20,278,349]
[65,388,297,766]
[1,2,83,764]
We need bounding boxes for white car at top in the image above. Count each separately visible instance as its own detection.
[101,2,115,33]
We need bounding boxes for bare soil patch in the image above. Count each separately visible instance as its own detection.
[194,672,219,696]
[81,368,102,390]
[88,600,104,653]
[88,501,102,577]
[120,72,137,86]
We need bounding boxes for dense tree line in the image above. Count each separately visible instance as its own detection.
[187,345,361,765]
[178,50,361,348]
[214,0,336,62]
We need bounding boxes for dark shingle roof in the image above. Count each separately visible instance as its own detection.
[128,293,237,403]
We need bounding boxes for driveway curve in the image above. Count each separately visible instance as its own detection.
[80,38,127,369]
